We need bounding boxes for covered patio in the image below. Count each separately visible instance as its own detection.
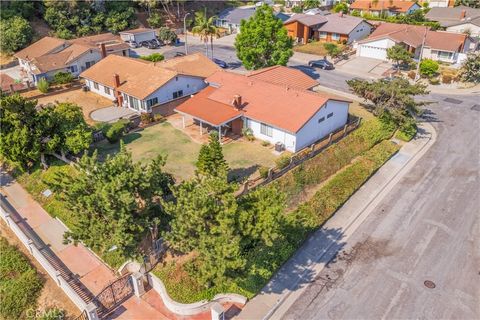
[174,86,244,144]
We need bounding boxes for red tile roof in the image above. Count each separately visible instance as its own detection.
[350,0,417,13]
[247,65,319,90]
[362,22,467,51]
[176,70,350,134]
[175,86,242,126]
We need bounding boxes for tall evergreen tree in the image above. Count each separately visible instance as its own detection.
[196,131,228,177]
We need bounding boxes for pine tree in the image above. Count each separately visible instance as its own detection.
[195,131,228,177]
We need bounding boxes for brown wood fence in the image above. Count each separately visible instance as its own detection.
[236,118,361,196]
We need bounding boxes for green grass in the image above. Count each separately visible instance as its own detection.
[94,122,276,181]
[153,139,400,303]
[0,237,44,319]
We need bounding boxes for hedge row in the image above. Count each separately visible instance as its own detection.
[0,237,44,319]
[154,139,400,302]
[273,118,396,207]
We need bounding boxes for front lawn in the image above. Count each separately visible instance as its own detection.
[294,41,345,56]
[94,122,277,181]
[0,237,44,319]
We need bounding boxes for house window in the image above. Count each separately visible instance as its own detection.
[85,61,95,68]
[104,87,111,95]
[318,116,325,123]
[327,112,334,118]
[437,50,454,60]
[260,123,273,137]
[173,90,183,99]
[319,32,327,39]
[146,97,158,108]
[332,33,340,41]
[93,82,99,90]
[68,65,78,73]
[129,96,140,110]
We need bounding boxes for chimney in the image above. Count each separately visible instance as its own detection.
[100,43,107,58]
[113,73,120,88]
[461,10,466,19]
[113,74,122,106]
[233,95,242,110]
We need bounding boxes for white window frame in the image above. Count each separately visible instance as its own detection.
[104,86,111,95]
[93,82,99,90]
[319,31,327,39]
[332,33,340,41]
[260,123,273,137]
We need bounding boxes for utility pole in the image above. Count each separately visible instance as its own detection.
[184,12,190,55]
[415,26,428,81]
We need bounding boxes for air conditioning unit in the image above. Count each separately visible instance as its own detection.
[275,142,285,152]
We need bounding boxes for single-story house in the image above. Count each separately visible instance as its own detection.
[80,53,220,113]
[284,12,372,44]
[15,33,130,84]
[285,0,336,8]
[418,0,454,8]
[216,6,290,33]
[425,6,480,40]
[119,28,157,43]
[349,0,421,16]
[357,22,472,64]
[175,67,350,152]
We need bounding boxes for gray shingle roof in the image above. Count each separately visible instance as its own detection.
[285,13,368,35]
[425,6,480,27]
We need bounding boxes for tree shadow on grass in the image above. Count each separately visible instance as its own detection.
[228,165,259,183]
[93,132,142,161]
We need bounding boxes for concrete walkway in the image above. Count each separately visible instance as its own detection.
[90,106,137,123]
[237,121,437,320]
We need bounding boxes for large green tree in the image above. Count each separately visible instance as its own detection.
[53,146,172,256]
[0,16,33,54]
[196,131,229,178]
[235,4,293,70]
[0,94,41,169]
[346,78,428,128]
[386,44,413,69]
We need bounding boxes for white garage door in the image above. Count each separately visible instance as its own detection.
[358,44,387,60]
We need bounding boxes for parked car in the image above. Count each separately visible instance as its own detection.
[308,59,334,70]
[125,40,139,48]
[212,58,228,69]
[146,40,159,49]
[140,41,150,47]
[174,52,186,57]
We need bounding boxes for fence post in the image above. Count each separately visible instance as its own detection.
[55,271,62,287]
[243,181,249,193]
[27,239,34,255]
[267,168,274,181]
[356,117,362,127]
[343,124,348,137]
[131,272,145,297]
[85,302,100,320]
[327,133,333,146]
[4,213,11,226]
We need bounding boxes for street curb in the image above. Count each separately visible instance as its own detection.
[237,122,437,320]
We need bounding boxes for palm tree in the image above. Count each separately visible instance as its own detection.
[192,11,220,59]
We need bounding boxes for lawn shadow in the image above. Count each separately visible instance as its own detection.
[228,165,259,182]
[93,132,142,161]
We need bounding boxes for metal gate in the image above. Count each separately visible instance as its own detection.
[93,273,134,318]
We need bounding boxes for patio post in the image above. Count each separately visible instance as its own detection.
[182,116,185,129]
[200,121,203,135]
[218,125,222,144]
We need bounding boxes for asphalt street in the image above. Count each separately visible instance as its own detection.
[282,92,480,319]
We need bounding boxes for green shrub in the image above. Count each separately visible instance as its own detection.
[37,78,49,93]
[140,112,153,124]
[429,77,440,85]
[0,237,43,319]
[261,141,270,147]
[140,53,164,62]
[153,114,165,122]
[396,119,417,142]
[53,71,74,84]
[420,59,439,78]
[258,166,269,179]
[105,121,126,143]
[275,154,291,169]
[242,128,255,141]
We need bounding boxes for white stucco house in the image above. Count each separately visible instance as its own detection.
[175,67,350,152]
[357,22,472,64]
[80,53,220,113]
[14,33,130,84]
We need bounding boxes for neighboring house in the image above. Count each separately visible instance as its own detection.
[0,74,27,93]
[284,12,372,44]
[216,7,290,33]
[80,53,220,113]
[119,28,157,43]
[425,6,480,42]
[349,0,421,16]
[14,33,130,84]
[357,22,472,64]
[285,0,337,7]
[175,67,350,153]
[418,0,455,8]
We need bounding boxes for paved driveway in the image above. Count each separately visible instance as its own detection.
[335,56,392,77]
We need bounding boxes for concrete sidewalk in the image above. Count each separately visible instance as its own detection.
[237,121,437,320]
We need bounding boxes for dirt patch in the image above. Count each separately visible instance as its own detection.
[0,221,79,319]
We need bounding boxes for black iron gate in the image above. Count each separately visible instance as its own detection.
[93,273,134,318]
